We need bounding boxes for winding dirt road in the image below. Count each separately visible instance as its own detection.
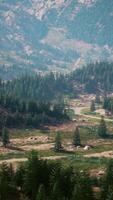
[72,106,113,122]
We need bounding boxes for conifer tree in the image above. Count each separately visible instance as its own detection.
[73,127,81,147]
[95,93,101,104]
[101,160,113,200]
[90,100,96,112]
[54,132,62,152]
[98,116,107,138]
[2,127,10,147]
[36,185,46,200]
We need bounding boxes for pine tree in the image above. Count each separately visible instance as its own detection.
[73,127,81,147]
[95,93,101,104]
[101,160,113,200]
[2,127,10,147]
[106,192,113,200]
[54,132,62,152]
[98,116,107,138]
[24,151,42,200]
[52,181,62,200]
[36,185,46,200]
[90,100,96,112]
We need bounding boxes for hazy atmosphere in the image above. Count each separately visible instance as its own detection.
[0,1,113,200]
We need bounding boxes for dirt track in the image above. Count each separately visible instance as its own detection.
[84,150,113,158]
[72,106,113,122]
[0,155,66,165]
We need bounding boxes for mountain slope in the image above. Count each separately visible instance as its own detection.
[0,0,113,79]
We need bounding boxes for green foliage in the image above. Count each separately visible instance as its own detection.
[95,93,101,104]
[0,95,68,128]
[72,173,95,200]
[90,100,96,112]
[36,185,46,200]
[0,73,72,102]
[0,163,16,200]
[73,127,81,147]
[101,160,113,200]
[0,151,113,200]
[103,97,113,114]
[98,116,107,138]
[2,127,10,147]
[54,132,62,152]
[70,62,113,93]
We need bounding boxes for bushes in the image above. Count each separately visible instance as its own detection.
[0,151,96,200]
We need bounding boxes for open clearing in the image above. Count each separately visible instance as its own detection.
[0,95,113,173]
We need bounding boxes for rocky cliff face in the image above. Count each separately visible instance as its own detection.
[0,0,113,78]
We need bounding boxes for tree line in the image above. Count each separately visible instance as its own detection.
[0,73,73,102]
[1,62,113,102]
[0,94,69,129]
[70,62,113,93]
[103,97,113,114]
[0,151,113,200]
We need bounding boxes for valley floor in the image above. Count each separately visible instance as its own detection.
[0,95,113,176]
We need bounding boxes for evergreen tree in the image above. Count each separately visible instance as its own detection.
[0,163,15,200]
[98,116,107,138]
[24,151,42,200]
[73,127,81,147]
[2,127,10,147]
[95,93,101,104]
[106,192,113,200]
[36,185,46,200]
[54,132,62,152]
[90,100,96,112]
[101,160,113,200]
[51,181,62,200]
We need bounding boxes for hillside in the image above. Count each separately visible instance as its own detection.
[70,62,113,93]
[0,62,113,106]
[0,0,113,78]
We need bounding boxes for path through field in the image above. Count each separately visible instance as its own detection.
[72,106,113,122]
[0,155,67,165]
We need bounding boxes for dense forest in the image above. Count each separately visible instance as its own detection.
[0,151,113,200]
[0,62,113,100]
[103,97,113,114]
[0,62,113,128]
[0,73,72,128]
[0,95,69,129]
[0,73,73,102]
[70,62,113,93]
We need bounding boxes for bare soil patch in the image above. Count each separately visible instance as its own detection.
[84,150,113,158]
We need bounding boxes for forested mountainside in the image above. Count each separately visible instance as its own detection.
[0,73,71,128]
[0,94,68,128]
[0,0,113,78]
[0,73,73,102]
[70,62,113,93]
[0,62,113,102]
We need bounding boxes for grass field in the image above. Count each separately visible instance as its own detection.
[0,97,113,174]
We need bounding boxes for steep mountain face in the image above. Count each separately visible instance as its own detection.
[0,0,113,78]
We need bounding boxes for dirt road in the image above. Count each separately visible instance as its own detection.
[84,151,113,158]
[72,106,113,122]
[0,155,67,165]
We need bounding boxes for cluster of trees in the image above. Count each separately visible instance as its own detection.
[0,95,69,129]
[54,127,81,152]
[1,63,113,104]
[0,73,73,129]
[103,97,113,114]
[70,62,113,93]
[98,116,108,138]
[0,73,73,102]
[1,63,113,106]
[0,152,94,200]
[0,151,113,200]
[54,118,108,153]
